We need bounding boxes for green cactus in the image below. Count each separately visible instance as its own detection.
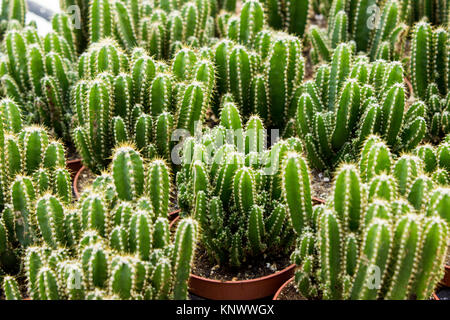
[177,105,306,267]
[309,0,406,63]
[400,0,450,26]
[297,44,426,170]
[1,25,77,142]
[290,136,449,300]
[12,145,197,300]
[73,41,212,172]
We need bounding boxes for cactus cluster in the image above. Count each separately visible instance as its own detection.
[2,145,198,300]
[60,0,220,60]
[400,0,450,26]
[288,135,449,300]
[0,100,72,275]
[414,135,450,186]
[0,25,78,141]
[176,100,307,267]
[410,22,450,141]
[296,43,426,170]
[258,0,311,37]
[0,0,26,39]
[213,29,305,132]
[73,39,214,173]
[309,0,407,63]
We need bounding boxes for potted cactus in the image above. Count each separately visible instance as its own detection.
[72,39,214,196]
[309,0,406,63]
[275,135,449,300]
[0,101,72,282]
[1,144,198,300]
[296,42,426,171]
[175,98,322,299]
[410,21,450,143]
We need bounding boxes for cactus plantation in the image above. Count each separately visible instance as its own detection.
[0,0,448,301]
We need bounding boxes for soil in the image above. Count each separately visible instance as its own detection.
[191,245,292,282]
[310,169,333,201]
[75,167,96,196]
[276,279,307,301]
[435,286,450,300]
[66,148,81,161]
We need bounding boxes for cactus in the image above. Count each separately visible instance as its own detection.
[290,136,449,300]
[296,44,426,170]
[73,41,212,173]
[214,32,305,131]
[2,145,197,300]
[0,0,27,40]
[262,0,311,37]
[410,22,450,141]
[400,0,450,26]
[309,0,406,63]
[177,104,306,267]
[1,25,77,142]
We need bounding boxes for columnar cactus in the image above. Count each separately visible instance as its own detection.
[0,111,72,276]
[73,41,212,172]
[261,0,311,37]
[289,136,449,300]
[296,43,426,170]
[60,0,220,60]
[400,0,450,26]
[410,23,450,141]
[0,0,26,39]
[214,32,305,132]
[0,25,77,141]
[309,0,406,62]
[177,103,306,267]
[3,147,198,300]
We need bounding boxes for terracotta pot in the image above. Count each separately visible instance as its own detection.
[441,265,450,287]
[73,165,87,199]
[170,216,296,300]
[273,277,294,300]
[169,209,180,221]
[66,159,82,181]
[312,197,325,205]
[404,77,414,98]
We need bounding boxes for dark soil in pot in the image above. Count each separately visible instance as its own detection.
[75,167,96,196]
[310,169,333,201]
[435,286,450,300]
[276,279,307,301]
[191,246,292,282]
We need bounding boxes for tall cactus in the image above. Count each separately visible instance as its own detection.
[296,44,426,170]
[73,41,212,172]
[309,0,406,63]
[177,105,305,267]
[290,136,449,300]
[3,146,198,300]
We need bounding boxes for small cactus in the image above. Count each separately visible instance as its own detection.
[297,44,426,170]
[177,105,306,267]
[290,136,449,300]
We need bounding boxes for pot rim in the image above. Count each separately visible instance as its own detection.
[273,276,294,300]
[170,215,295,285]
[73,165,86,199]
